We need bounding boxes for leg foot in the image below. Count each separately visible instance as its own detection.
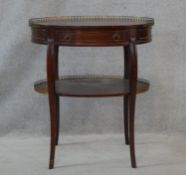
[55,96,60,146]
[49,159,54,169]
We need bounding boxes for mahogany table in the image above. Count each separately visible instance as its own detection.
[29,16,154,169]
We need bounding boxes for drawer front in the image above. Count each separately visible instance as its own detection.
[54,30,129,46]
[31,28,48,44]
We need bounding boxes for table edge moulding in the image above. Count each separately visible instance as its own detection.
[29,16,154,169]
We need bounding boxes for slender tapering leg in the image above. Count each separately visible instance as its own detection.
[123,46,129,145]
[47,41,59,169]
[54,46,60,146]
[128,39,138,168]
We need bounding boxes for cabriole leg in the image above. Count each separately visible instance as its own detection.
[128,40,138,168]
[123,46,130,145]
[47,42,59,169]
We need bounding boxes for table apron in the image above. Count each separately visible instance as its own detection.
[31,27,152,46]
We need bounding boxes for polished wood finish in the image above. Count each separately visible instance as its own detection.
[29,16,153,46]
[29,16,154,169]
[124,46,129,145]
[47,42,59,169]
[128,40,138,168]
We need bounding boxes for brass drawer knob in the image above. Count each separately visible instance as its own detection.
[112,33,121,41]
[64,34,72,41]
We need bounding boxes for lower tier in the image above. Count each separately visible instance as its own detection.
[34,75,149,97]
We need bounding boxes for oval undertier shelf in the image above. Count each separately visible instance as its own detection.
[34,75,149,97]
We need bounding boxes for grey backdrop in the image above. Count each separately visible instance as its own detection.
[0,0,186,136]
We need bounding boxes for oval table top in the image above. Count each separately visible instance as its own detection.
[29,16,154,28]
[29,16,154,46]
